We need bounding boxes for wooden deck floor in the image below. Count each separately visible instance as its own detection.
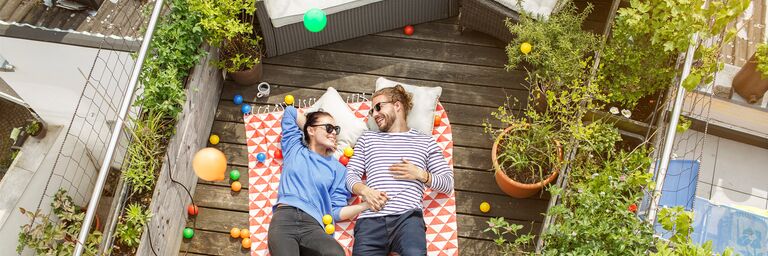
[182,4,610,254]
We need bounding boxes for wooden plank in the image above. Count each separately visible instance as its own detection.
[210,119,493,149]
[375,22,506,48]
[457,214,541,241]
[317,35,508,67]
[179,229,249,256]
[194,183,249,212]
[221,72,526,110]
[212,141,493,172]
[215,99,507,129]
[458,237,501,256]
[264,49,527,89]
[435,16,459,24]
[455,190,547,221]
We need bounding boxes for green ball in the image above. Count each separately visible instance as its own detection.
[230,170,241,181]
[183,227,194,239]
[303,8,327,33]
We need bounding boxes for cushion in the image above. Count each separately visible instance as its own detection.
[495,0,559,20]
[367,77,442,135]
[263,0,383,28]
[308,87,369,159]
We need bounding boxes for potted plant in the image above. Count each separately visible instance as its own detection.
[732,43,768,104]
[218,34,263,85]
[25,119,45,138]
[487,106,563,198]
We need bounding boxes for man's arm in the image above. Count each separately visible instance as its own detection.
[345,134,388,211]
[390,140,454,194]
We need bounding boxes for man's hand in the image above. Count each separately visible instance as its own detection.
[359,186,388,212]
[390,158,428,183]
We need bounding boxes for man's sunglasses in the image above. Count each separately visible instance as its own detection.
[309,123,341,135]
[368,101,394,116]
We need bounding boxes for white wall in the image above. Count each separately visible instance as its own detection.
[674,130,768,210]
[0,36,132,126]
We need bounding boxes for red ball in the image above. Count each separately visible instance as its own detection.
[404,25,414,36]
[187,204,198,216]
[274,149,283,159]
[339,155,350,166]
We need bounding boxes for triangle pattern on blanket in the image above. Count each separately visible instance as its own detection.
[245,101,458,256]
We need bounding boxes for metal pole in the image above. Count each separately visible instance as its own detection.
[72,0,165,253]
[646,33,699,224]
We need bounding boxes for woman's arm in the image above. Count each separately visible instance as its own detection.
[281,106,303,154]
[337,202,370,221]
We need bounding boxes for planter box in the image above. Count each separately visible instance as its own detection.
[136,44,223,255]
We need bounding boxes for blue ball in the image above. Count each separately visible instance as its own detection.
[233,94,243,105]
[257,152,266,162]
[241,104,252,114]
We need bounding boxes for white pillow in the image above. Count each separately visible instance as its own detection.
[308,87,368,159]
[367,77,442,135]
[495,0,559,20]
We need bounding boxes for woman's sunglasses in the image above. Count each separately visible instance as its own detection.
[309,123,341,135]
[368,101,394,116]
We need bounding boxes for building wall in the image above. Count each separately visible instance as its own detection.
[674,130,768,210]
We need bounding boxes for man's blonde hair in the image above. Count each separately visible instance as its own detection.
[372,85,413,117]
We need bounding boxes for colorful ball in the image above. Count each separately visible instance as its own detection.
[404,25,414,35]
[303,8,327,33]
[274,149,283,159]
[242,238,252,249]
[339,155,349,166]
[233,94,243,105]
[324,224,335,234]
[343,147,354,157]
[192,148,227,181]
[231,181,242,192]
[229,170,241,181]
[240,228,250,239]
[322,214,333,225]
[257,152,267,162]
[480,201,491,213]
[187,204,198,216]
[284,95,295,105]
[230,227,241,238]
[209,134,220,145]
[241,104,252,114]
[183,227,194,239]
[520,42,532,55]
[433,114,441,127]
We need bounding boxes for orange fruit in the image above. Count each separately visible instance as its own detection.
[230,227,240,238]
[242,238,251,248]
[240,228,250,239]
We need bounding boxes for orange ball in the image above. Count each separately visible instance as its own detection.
[231,181,242,192]
[240,228,250,239]
[192,148,227,181]
[242,238,251,249]
[230,227,240,238]
[433,114,441,127]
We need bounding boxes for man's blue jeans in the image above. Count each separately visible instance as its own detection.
[353,209,427,256]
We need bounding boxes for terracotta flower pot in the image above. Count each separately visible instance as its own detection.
[733,53,768,104]
[492,125,562,198]
[228,62,263,86]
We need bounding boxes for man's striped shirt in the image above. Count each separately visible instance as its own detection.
[345,129,454,219]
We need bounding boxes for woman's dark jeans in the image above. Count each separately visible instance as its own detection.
[268,206,346,256]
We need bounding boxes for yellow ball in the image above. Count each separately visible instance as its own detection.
[209,134,220,145]
[285,95,295,105]
[324,224,335,234]
[520,42,532,55]
[343,147,354,158]
[480,201,491,213]
[322,214,333,225]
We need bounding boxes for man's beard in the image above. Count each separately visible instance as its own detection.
[377,113,396,132]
